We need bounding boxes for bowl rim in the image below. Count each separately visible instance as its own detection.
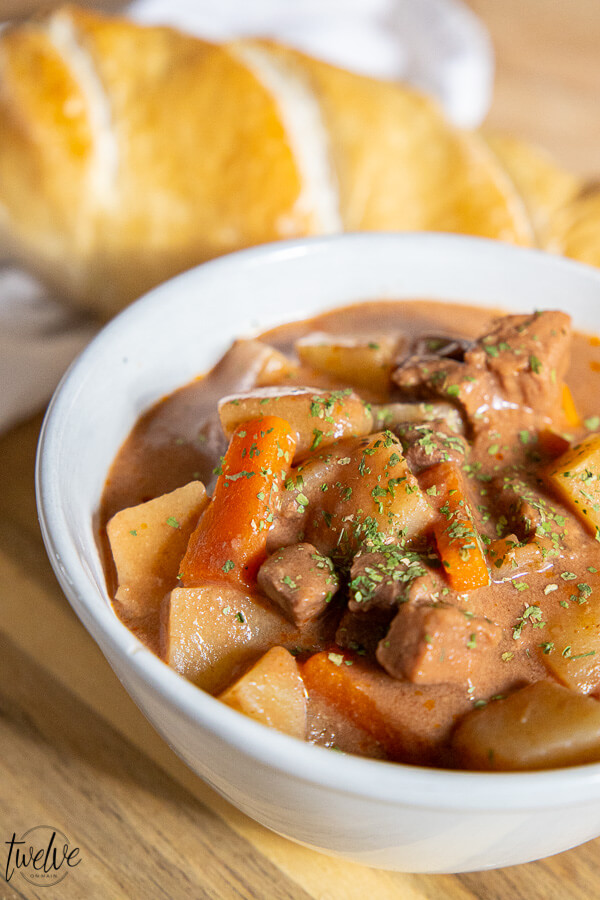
[36,231,600,811]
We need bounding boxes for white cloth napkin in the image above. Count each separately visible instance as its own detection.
[0,0,493,434]
[129,0,493,129]
[0,268,97,429]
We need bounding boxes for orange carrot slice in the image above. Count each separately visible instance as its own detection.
[301,651,470,764]
[180,416,296,586]
[419,462,490,592]
[562,384,581,428]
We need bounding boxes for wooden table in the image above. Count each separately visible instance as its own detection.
[2,2,600,898]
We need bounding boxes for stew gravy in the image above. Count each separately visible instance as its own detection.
[99,300,600,764]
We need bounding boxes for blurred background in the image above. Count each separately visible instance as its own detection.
[0,0,598,175]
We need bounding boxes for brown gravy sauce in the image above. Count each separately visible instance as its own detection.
[101,300,600,520]
[99,300,600,762]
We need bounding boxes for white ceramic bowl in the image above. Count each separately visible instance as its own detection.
[37,233,600,873]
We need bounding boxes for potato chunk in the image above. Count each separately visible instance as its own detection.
[452,681,600,770]
[272,432,435,558]
[218,387,373,460]
[107,481,207,617]
[253,345,297,386]
[218,646,307,738]
[295,332,403,396]
[164,584,296,693]
[324,432,434,549]
[543,598,600,694]
[545,433,600,534]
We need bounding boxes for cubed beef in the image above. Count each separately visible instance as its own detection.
[393,311,571,437]
[393,421,468,473]
[348,547,442,613]
[257,543,339,626]
[476,311,571,412]
[491,473,563,541]
[376,603,501,686]
[372,401,464,436]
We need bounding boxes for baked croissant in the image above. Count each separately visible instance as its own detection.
[0,5,533,318]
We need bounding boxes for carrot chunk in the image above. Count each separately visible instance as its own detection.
[180,416,296,586]
[419,462,490,592]
[301,651,470,764]
[562,383,581,428]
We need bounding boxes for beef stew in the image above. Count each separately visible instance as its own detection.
[100,300,600,770]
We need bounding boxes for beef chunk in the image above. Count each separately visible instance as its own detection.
[376,604,501,686]
[335,607,393,657]
[477,311,571,410]
[491,473,564,541]
[393,421,468,473]
[393,311,571,436]
[257,543,339,626]
[348,547,442,613]
[372,401,464,435]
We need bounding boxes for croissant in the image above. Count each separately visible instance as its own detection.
[0,5,533,318]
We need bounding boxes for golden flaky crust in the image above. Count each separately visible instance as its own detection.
[0,6,535,317]
[549,189,600,268]
[484,134,582,248]
[0,7,308,317]
[0,18,97,294]
[254,40,533,244]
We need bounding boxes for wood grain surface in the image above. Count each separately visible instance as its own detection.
[1,2,600,898]
[468,0,600,176]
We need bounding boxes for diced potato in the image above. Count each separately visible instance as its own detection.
[278,432,435,558]
[301,651,470,765]
[266,365,389,402]
[543,598,600,693]
[452,681,600,770]
[107,481,207,617]
[218,386,373,460]
[164,584,296,693]
[218,646,307,738]
[254,346,298,386]
[372,401,464,434]
[206,339,296,396]
[545,433,600,533]
[295,332,403,396]
[346,433,435,545]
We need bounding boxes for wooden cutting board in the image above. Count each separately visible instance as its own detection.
[2,2,600,898]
